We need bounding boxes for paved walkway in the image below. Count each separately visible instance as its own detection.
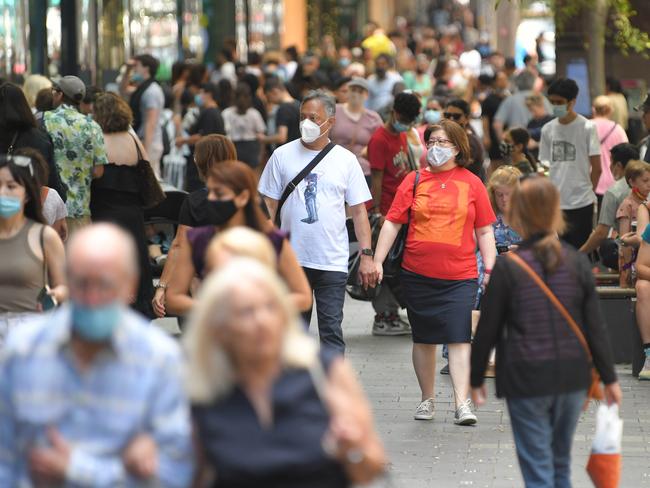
[341,297,650,488]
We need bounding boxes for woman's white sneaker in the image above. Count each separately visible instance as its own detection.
[454,399,477,425]
[414,398,435,420]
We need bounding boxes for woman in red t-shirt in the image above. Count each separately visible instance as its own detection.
[374,119,496,425]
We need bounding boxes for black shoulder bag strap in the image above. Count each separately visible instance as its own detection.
[274,142,336,226]
[40,224,48,287]
[7,132,19,155]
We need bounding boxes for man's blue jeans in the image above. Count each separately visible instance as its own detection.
[507,390,587,488]
[301,267,347,354]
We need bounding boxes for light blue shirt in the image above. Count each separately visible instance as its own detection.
[0,305,194,487]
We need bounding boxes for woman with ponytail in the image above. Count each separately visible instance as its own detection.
[470,175,621,487]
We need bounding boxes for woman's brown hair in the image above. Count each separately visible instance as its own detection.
[194,135,238,181]
[93,93,133,133]
[624,159,650,187]
[508,175,566,273]
[423,119,471,167]
[206,160,271,233]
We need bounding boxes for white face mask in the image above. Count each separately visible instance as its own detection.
[347,91,365,106]
[300,119,327,144]
[427,145,455,167]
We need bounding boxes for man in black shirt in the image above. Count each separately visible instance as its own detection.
[175,82,225,191]
[444,99,486,182]
[260,77,301,148]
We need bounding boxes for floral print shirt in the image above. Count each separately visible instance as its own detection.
[44,105,108,218]
[493,213,521,248]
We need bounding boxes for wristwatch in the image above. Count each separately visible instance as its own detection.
[360,248,374,257]
[155,282,168,290]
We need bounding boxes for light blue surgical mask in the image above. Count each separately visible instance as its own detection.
[424,109,441,124]
[131,73,144,84]
[0,196,22,218]
[71,301,122,342]
[392,121,410,133]
[552,104,568,118]
[194,94,204,107]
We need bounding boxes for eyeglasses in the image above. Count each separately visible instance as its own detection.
[0,155,34,176]
[426,138,454,148]
[443,112,464,121]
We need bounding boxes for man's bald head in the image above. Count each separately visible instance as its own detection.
[67,224,138,277]
[67,224,139,307]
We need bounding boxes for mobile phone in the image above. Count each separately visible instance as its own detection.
[496,245,509,254]
[37,286,58,311]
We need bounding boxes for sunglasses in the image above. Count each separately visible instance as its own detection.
[443,112,464,121]
[0,155,34,176]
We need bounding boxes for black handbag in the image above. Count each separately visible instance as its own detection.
[346,214,382,301]
[130,134,166,209]
[383,171,420,278]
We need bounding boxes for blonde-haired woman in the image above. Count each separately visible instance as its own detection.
[205,226,276,272]
[22,75,52,111]
[185,259,386,487]
[472,175,621,487]
[486,165,523,254]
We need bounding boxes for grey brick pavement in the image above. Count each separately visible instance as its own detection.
[341,297,650,488]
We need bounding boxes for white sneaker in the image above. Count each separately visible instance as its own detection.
[454,399,477,426]
[414,398,435,420]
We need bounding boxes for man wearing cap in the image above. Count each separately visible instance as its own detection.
[44,76,108,234]
[635,94,650,163]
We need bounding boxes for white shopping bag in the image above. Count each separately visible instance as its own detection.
[586,404,623,488]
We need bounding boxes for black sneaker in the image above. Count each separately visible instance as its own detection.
[440,363,449,375]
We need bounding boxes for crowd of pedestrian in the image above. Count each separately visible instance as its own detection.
[1,2,648,485]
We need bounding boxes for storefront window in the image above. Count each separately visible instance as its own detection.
[0,0,29,79]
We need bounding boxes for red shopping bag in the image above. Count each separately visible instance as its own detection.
[586,404,623,488]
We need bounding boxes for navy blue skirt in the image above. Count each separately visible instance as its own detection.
[401,269,477,345]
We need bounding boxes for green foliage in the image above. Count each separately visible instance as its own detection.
[496,0,650,56]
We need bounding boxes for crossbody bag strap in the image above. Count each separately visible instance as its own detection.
[599,122,617,145]
[406,171,421,226]
[274,142,336,226]
[7,132,19,155]
[40,224,48,288]
[506,252,593,361]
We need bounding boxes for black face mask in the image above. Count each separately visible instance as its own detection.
[205,199,238,226]
[375,68,386,78]
[499,141,514,159]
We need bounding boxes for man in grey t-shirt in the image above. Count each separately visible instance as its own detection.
[121,54,165,176]
[580,143,639,266]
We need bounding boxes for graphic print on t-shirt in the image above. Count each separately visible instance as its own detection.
[412,179,470,246]
[552,141,576,162]
[301,173,319,224]
[392,148,410,178]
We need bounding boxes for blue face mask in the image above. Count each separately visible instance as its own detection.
[131,72,144,84]
[71,301,122,342]
[552,104,568,118]
[393,121,410,133]
[194,94,204,107]
[424,109,441,124]
[0,196,22,218]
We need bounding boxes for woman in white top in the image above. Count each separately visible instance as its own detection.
[15,147,67,241]
[222,83,266,168]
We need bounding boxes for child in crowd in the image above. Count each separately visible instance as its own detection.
[617,160,650,287]
[487,165,523,253]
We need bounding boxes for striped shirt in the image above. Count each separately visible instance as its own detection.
[0,305,194,487]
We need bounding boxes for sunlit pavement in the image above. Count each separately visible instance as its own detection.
[342,297,650,488]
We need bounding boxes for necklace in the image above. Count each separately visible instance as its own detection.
[430,167,456,189]
[632,187,647,202]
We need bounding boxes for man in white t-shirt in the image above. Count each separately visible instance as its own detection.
[539,78,602,249]
[259,90,377,353]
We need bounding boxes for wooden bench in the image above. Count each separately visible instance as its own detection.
[597,286,644,376]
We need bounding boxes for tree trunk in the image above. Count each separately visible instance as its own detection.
[586,0,608,99]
